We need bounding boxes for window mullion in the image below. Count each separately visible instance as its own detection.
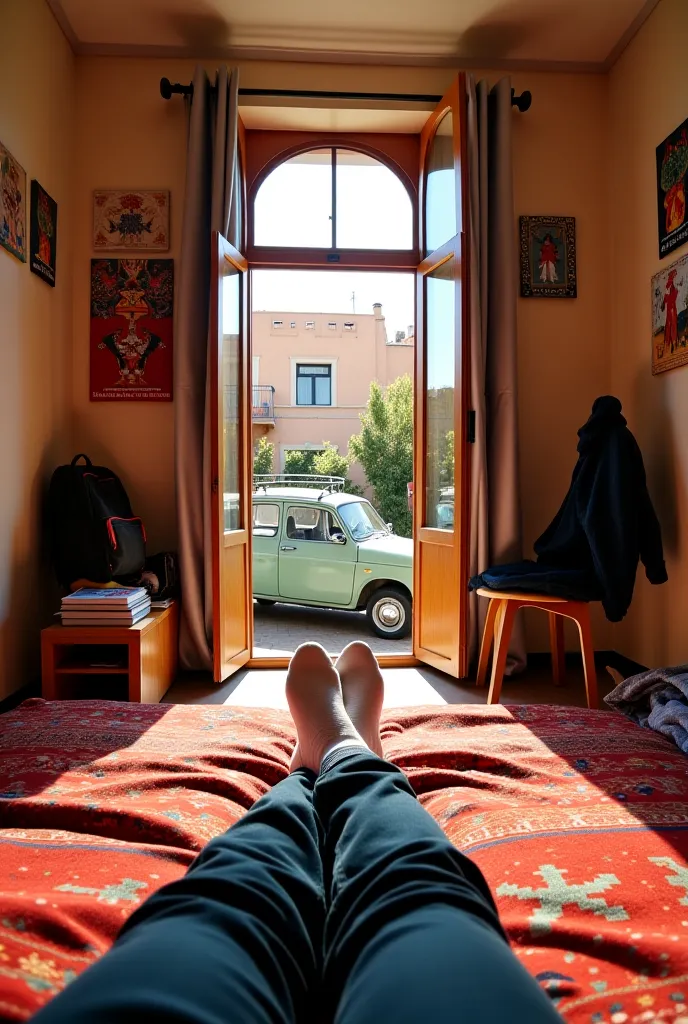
[331,147,337,250]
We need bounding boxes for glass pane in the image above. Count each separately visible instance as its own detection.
[254,149,332,247]
[253,503,279,537]
[336,150,413,250]
[425,110,456,255]
[296,377,311,404]
[315,376,331,405]
[222,267,241,531]
[425,257,455,529]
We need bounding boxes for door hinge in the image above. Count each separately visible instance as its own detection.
[467,410,476,444]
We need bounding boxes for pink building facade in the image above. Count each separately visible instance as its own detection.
[252,303,414,490]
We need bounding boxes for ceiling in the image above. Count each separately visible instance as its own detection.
[48,0,658,71]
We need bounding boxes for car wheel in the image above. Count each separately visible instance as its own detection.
[256,598,277,607]
[366,588,411,639]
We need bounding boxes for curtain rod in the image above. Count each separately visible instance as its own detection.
[159,78,532,111]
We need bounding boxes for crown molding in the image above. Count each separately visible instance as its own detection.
[602,0,661,70]
[46,0,80,51]
[55,39,609,74]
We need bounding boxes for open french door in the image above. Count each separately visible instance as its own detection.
[210,231,253,681]
[413,75,471,679]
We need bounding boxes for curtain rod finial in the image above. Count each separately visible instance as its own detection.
[511,88,532,112]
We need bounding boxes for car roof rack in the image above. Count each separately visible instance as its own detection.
[253,474,346,495]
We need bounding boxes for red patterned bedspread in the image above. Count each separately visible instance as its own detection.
[0,699,687,1023]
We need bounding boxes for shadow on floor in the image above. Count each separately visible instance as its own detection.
[164,655,616,710]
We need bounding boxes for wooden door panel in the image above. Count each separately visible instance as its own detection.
[413,75,470,680]
[211,232,252,682]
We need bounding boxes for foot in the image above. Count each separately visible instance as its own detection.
[286,643,366,773]
[335,642,384,758]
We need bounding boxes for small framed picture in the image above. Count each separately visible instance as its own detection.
[519,215,577,298]
[0,140,27,263]
[651,251,688,375]
[30,180,58,286]
[656,117,688,259]
[93,190,170,251]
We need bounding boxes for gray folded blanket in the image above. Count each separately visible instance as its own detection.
[605,665,688,753]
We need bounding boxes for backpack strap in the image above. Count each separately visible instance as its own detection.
[71,454,93,467]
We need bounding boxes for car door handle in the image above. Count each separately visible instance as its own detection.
[280,545,297,551]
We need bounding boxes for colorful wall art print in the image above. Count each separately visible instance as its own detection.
[652,252,688,374]
[93,190,170,251]
[29,180,58,286]
[519,215,577,298]
[656,117,688,259]
[0,140,27,263]
[90,258,173,401]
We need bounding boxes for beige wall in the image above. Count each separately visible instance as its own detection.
[607,0,688,667]
[0,0,75,698]
[252,306,413,488]
[513,71,612,651]
[72,58,187,554]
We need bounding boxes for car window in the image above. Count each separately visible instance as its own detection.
[253,502,280,538]
[338,501,389,541]
[285,506,341,542]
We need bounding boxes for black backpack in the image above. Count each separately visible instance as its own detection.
[48,454,147,589]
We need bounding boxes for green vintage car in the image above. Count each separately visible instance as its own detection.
[251,476,413,639]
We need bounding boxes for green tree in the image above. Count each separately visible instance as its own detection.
[349,375,413,537]
[313,442,363,495]
[439,429,454,487]
[283,448,317,475]
[253,437,275,476]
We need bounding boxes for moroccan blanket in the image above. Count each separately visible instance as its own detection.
[0,699,687,1023]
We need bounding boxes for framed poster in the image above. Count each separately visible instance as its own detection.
[0,140,26,263]
[90,258,174,401]
[519,215,577,298]
[29,180,58,286]
[651,252,688,375]
[93,190,170,250]
[656,117,688,259]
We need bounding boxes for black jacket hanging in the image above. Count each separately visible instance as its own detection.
[469,396,667,621]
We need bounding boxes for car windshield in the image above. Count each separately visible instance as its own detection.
[338,501,389,541]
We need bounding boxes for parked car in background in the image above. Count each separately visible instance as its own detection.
[250,476,413,639]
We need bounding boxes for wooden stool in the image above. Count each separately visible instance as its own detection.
[475,589,598,709]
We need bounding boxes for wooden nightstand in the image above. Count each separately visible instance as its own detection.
[41,603,179,703]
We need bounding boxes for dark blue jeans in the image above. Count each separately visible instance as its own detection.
[34,750,561,1023]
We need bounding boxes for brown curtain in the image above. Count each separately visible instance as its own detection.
[467,76,526,674]
[175,66,240,671]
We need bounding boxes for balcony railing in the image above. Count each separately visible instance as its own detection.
[252,385,275,423]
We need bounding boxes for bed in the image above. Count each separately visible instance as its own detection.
[0,697,687,1022]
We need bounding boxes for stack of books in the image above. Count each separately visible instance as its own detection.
[60,588,151,627]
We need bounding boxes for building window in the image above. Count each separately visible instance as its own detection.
[272,319,283,328]
[296,364,332,406]
[305,320,315,330]
[343,321,355,331]
[327,321,337,330]
[290,321,296,329]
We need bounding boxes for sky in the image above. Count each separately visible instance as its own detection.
[251,152,416,340]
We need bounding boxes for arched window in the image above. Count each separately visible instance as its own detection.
[253,147,414,251]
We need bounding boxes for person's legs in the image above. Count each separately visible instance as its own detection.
[33,646,334,1024]
[314,642,562,1024]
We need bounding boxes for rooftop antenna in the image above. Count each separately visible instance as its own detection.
[351,291,356,313]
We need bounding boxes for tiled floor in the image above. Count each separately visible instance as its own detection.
[164,657,616,710]
[252,601,412,657]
